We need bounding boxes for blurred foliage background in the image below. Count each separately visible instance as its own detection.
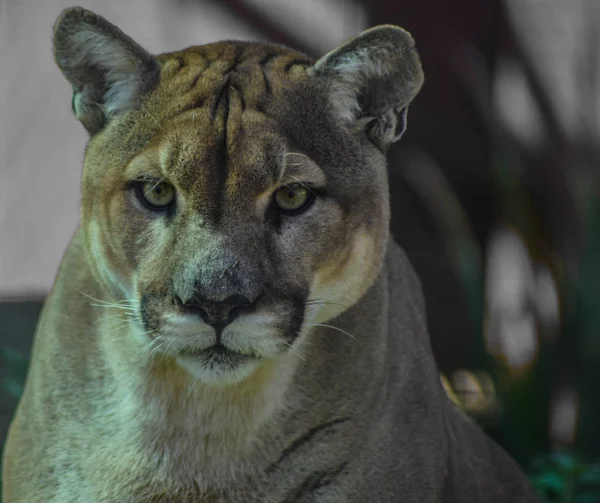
[1,0,599,501]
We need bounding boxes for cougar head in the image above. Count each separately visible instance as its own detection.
[53,7,423,384]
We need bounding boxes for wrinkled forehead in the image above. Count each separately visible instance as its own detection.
[155,41,314,110]
[126,118,325,214]
[99,41,370,218]
[124,44,332,214]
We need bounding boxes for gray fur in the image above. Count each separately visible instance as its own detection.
[53,7,160,134]
[311,25,423,151]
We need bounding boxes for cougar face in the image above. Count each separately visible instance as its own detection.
[79,44,391,384]
[51,9,422,385]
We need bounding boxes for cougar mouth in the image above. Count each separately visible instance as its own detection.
[179,344,258,363]
[176,343,264,383]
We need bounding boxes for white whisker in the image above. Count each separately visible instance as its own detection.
[305,298,345,307]
[142,103,162,129]
[95,313,128,325]
[305,323,356,340]
[89,304,137,314]
[145,177,166,198]
[135,335,161,359]
[280,339,307,362]
[78,290,135,306]
[279,152,309,182]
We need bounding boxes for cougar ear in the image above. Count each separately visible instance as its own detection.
[310,25,424,152]
[53,7,160,134]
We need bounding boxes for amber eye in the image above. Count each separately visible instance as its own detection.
[273,183,314,215]
[136,180,175,211]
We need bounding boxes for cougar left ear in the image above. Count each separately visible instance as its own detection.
[310,25,424,152]
[53,7,160,135]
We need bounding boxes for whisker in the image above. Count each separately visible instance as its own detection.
[186,380,197,401]
[141,103,162,129]
[163,337,180,356]
[104,320,135,331]
[89,303,137,313]
[136,337,161,360]
[145,177,166,198]
[106,334,130,343]
[78,290,135,306]
[280,339,307,362]
[95,313,127,325]
[304,323,356,340]
[305,299,345,307]
[279,152,309,182]
[306,291,348,303]
[105,320,134,331]
[148,340,165,359]
[287,175,316,195]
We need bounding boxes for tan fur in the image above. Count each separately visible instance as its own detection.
[2,7,539,502]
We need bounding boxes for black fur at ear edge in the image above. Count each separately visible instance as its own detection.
[311,25,424,152]
[53,7,160,134]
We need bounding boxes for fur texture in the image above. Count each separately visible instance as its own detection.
[2,7,539,502]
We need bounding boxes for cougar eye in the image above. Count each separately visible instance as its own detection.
[273,183,314,215]
[135,180,175,211]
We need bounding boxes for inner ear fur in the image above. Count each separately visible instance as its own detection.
[53,7,160,134]
[311,25,424,152]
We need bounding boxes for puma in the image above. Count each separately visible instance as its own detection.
[2,7,539,502]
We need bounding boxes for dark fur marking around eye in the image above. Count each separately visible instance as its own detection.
[266,417,353,474]
[282,461,349,503]
[264,199,282,230]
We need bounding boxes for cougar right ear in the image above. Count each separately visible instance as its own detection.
[53,7,160,134]
[310,26,424,152]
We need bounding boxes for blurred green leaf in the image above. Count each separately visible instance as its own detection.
[579,467,600,486]
[0,345,29,399]
[531,472,566,494]
[529,452,600,503]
